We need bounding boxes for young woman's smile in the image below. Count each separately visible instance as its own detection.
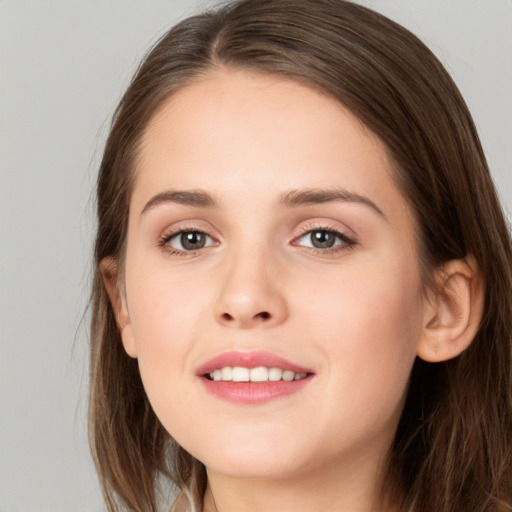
[117,70,427,486]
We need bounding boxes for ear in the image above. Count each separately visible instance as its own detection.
[417,257,484,362]
[100,257,137,358]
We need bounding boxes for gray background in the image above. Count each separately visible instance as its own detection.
[1,1,510,511]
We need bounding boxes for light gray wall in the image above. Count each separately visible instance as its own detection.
[0,1,510,511]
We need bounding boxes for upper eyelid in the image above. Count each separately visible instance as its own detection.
[293,227,356,244]
[162,227,210,239]
[160,228,218,246]
[159,220,219,239]
[297,227,347,237]
[294,220,356,238]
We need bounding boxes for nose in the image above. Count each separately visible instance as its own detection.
[213,247,289,329]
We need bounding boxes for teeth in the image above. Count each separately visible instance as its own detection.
[282,370,295,381]
[232,367,250,382]
[250,366,269,382]
[268,367,283,381]
[221,367,233,381]
[208,366,308,383]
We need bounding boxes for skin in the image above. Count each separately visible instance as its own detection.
[103,69,482,512]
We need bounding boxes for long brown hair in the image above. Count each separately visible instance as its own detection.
[89,1,512,510]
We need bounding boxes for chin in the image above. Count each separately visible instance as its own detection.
[182,430,311,480]
[203,453,309,481]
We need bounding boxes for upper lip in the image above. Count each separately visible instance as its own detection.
[196,350,312,376]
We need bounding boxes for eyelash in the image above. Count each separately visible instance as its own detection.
[158,225,357,257]
[158,226,217,257]
[293,225,357,254]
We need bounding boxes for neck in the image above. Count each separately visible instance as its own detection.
[202,454,396,512]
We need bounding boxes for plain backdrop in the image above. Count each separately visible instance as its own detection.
[0,1,510,511]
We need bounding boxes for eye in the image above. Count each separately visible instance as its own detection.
[163,230,216,252]
[295,229,355,250]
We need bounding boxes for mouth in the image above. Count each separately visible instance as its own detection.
[197,351,314,404]
[206,366,309,382]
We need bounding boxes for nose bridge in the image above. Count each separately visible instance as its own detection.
[214,237,288,328]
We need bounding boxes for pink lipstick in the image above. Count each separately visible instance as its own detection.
[196,351,313,404]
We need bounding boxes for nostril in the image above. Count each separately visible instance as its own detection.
[218,310,272,324]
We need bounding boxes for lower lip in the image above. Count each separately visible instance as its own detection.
[199,376,312,404]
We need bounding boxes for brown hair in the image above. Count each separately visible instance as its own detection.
[89,1,512,511]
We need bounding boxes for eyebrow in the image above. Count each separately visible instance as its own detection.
[140,187,385,219]
[280,188,386,218]
[141,189,217,214]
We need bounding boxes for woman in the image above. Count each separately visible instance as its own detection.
[89,0,512,511]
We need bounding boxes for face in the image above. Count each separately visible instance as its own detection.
[116,70,427,481]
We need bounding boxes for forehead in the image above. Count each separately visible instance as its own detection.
[142,70,384,151]
[137,71,392,185]
[131,69,414,231]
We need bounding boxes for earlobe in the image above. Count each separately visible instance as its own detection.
[99,257,138,358]
[417,258,484,363]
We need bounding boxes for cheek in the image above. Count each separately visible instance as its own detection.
[300,252,423,346]
[127,259,210,343]
[297,257,424,422]
[124,266,210,404]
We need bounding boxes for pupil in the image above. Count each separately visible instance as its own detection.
[181,232,205,250]
[311,230,335,248]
